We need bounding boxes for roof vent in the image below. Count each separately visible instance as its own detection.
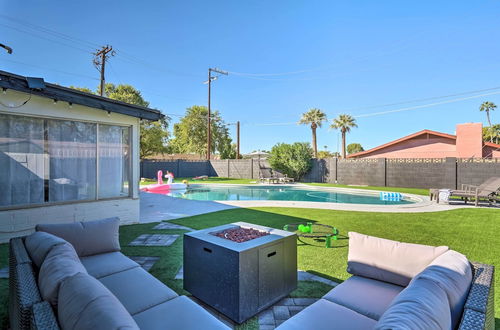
[26,77,45,90]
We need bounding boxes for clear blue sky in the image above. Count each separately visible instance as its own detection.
[2,1,500,154]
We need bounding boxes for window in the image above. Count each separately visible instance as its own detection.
[98,124,130,198]
[0,113,131,208]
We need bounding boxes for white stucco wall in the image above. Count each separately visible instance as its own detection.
[0,90,141,242]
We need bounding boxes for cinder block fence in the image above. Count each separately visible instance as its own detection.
[140,158,500,189]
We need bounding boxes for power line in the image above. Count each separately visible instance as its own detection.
[0,23,93,53]
[1,58,99,80]
[354,90,500,118]
[242,89,500,127]
[0,14,100,49]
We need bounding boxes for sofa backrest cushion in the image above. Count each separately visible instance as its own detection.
[412,250,472,329]
[375,277,452,330]
[38,243,87,306]
[36,217,121,257]
[58,272,139,330]
[25,231,67,269]
[347,232,449,286]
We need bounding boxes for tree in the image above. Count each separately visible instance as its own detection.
[169,105,235,159]
[268,142,313,180]
[347,143,364,155]
[298,108,327,158]
[68,84,170,158]
[330,114,357,159]
[68,86,94,94]
[483,124,500,144]
[479,101,497,142]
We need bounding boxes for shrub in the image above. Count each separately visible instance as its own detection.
[268,142,313,180]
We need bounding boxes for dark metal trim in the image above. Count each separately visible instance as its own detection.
[0,70,163,121]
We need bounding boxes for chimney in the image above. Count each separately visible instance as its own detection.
[456,123,483,158]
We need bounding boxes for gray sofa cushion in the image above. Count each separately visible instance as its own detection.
[36,217,120,257]
[133,295,231,330]
[38,243,87,306]
[80,252,139,279]
[25,231,67,269]
[276,298,377,330]
[375,277,451,330]
[323,275,404,321]
[58,272,139,330]
[347,232,448,286]
[412,250,472,329]
[98,266,178,315]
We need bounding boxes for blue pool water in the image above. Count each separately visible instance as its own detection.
[166,185,415,205]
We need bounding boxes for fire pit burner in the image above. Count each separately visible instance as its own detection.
[212,227,269,243]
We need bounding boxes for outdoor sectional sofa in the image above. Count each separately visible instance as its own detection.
[9,217,230,330]
[277,232,495,330]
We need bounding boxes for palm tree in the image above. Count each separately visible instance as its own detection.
[298,108,327,158]
[480,101,497,142]
[330,114,358,159]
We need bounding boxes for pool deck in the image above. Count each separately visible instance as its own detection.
[139,184,484,223]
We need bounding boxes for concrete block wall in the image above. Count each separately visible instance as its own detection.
[457,158,500,188]
[337,158,386,186]
[0,198,139,243]
[140,157,499,189]
[386,158,453,189]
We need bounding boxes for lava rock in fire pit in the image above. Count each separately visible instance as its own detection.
[212,227,269,243]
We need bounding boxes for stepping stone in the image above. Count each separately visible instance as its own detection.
[128,234,179,247]
[174,266,184,280]
[129,256,160,272]
[153,222,194,231]
[0,267,8,279]
[298,270,339,287]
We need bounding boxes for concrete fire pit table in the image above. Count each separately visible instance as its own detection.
[183,222,297,323]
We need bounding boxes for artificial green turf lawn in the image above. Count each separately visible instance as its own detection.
[140,177,257,185]
[305,182,429,196]
[1,207,498,328]
[172,207,500,327]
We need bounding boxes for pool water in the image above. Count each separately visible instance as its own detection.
[166,185,415,205]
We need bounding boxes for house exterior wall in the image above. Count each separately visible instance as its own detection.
[0,90,140,242]
[358,135,457,158]
[456,123,483,158]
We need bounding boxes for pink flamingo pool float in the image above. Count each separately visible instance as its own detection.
[141,170,187,193]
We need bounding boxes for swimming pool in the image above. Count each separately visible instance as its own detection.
[165,185,416,205]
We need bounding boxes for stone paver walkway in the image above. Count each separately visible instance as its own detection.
[129,256,160,271]
[0,267,8,279]
[128,234,179,247]
[153,222,194,231]
[258,297,319,329]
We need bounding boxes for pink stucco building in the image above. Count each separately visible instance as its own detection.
[348,123,500,159]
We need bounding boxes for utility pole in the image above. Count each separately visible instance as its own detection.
[206,67,228,160]
[236,121,240,159]
[93,45,115,96]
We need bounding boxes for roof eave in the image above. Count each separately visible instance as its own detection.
[0,70,163,121]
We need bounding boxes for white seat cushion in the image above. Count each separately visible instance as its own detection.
[347,232,448,286]
[133,296,230,330]
[276,299,377,330]
[98,267,178,315]
[323,276,404,320]
[80,252,139,279]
